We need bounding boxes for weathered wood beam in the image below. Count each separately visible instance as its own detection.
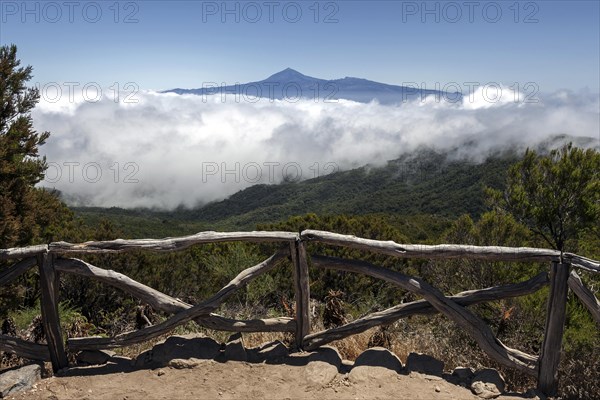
[0,245,47,260]
[310,255,538,376]
[56,254,295,333]
[291,241,311,349]
[564,253,600,274]
[301,230,560,262]
[538,262,570,396]
[55,258,190,314]
[197,315,296,332]
[68,251,287,350]
[37,253,68,371]
[0,257,37,286]
[0,334,50,361]
[50,231,298,254]
[304,267,548,350]
[568,270,600,325]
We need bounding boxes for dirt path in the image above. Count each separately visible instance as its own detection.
[7,359,531,400]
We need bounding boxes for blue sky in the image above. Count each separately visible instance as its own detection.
[1,0,599,93]
[2,1,598,208]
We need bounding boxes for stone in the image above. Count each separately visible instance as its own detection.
[224,333,247,362]
[76,349,115,365]
[353,347,403,371]
[304,360,338,387]
[303,346,342,386]
[167,358,204,369]
[470,368,505,399]
[406,352,444,376]
[109,355,132,367]
[349,347,403,384]
[349,365,399,384]
[308,346,342,367]
[340,359,354,374]
[157,334,221,361]
[452,366,474,384]
[283,351,312,366]
[0,364,42,398]
[248,340,289,363]
[134,349,153,368]
[525,387,546,400]
[135,334,221,368]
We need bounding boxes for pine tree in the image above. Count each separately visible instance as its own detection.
[488,144,600,253]
[0,44,64,247]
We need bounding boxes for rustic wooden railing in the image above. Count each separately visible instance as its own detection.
[1,230,599,397]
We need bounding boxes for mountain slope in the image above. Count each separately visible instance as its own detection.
[168,148,517,228]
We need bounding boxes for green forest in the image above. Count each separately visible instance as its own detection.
[1,45,599,399]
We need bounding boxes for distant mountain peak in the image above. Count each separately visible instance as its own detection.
[265,68,312,81]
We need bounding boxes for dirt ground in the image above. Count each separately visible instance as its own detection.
[6,358,534,400]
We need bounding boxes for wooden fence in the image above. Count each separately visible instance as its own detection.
[1,230,599,396]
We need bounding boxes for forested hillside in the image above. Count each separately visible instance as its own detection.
[72,134,597,237]
[72,149,519,236]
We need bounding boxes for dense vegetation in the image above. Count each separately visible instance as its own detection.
[1,44,599,399]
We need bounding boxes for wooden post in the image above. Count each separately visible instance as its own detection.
[291,240,310,350]
[538,261,570,396]
[37,253,68,372]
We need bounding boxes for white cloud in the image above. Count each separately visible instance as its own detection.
[33,89,600,209]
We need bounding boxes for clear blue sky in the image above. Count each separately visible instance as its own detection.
[1,0,599,93]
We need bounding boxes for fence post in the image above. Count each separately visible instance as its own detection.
[37,252,68,372]
[538,261,570,396]
[291,240,310,349]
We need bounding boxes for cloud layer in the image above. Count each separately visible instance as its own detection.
[33,88,600,209]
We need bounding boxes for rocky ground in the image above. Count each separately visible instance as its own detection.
[2,334,543,400]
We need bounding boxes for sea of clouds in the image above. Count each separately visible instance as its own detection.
[32,86,600,209]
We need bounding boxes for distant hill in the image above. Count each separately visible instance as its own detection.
[163,68,461,104]
[170,148,518,225]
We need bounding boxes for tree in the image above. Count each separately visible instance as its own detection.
[0,44,74,247]
[487,144,600,253]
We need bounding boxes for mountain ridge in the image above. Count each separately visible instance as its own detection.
[164,68,462,104]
